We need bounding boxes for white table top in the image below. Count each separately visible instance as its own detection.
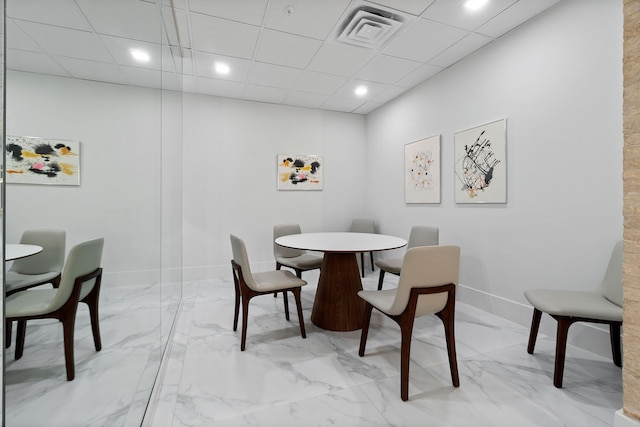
[6,244,43,261]
[276,232,407,253]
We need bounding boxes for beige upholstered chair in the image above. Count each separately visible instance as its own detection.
[350,218,375,277]
[273,224,323,278]
[375,225,439,290]
[358,245,461,401]
[5,238,104,381]
[6,229,66,296]
[524,240,623,388]
[231,234,307,351]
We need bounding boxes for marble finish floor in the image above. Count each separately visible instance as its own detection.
[148,271,622,427]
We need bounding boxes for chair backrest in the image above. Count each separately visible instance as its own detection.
[350,218,375,234]
[387,246,460,317]
[598,240,624,307]
[230,234,258,290]
[273,224,305,259]
[10,229,66,275]
[51,238,104,311]
[407,226,439,249]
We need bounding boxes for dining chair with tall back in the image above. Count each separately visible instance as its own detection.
[358,245,461,401]
[231,234,307,351]
[5,229,66,296]
[273,224,323,278]
[5,237,104,381]
[524,240,623,388]
[375,225,439,290]
[350,218,375,278]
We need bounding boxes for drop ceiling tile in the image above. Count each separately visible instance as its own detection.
[7,0,92,31]
[319,96,366,113]
[6,49,71,77]
[428,32,493,67]
[54,56,128,85]
[476,0,562,38]
[14,21,113,62]
[355,54,422,84]
[294,71,348,95]
[396,62,443,87]
[182,75,198,93]
[243,85,289,104]
[101,36,173,72]
[76,0,163,43]
[161,6,181,49]
[188,0,268,26]
[180,50,195,76]
[383,18,467,62]
[193,51,251,82]
[120,65,162,89]
[284,91,330,109]
[367,0,437,16]
[248,62,303,89]
[189,13,260,58]
[307,43,376,77]
[6,20,43,52]
[255,30,322,68]
[333,78,388,100]
[421,0,518,32]
[196,76,245,98]
[264,0,351,40]
[353,101,384,114]
[161,72,182,91]
[168,8,191,49]
[372,85,409,103]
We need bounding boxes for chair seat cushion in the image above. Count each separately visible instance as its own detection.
[358,289,397,313]
[5,271,60,293]
[524,289,623,322]
[252,270,307,292]
[374,257,402,274]
[277,253,323,270]
[5,289,59,318]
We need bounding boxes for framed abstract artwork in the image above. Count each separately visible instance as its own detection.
[6,136,81,186]
[277,154,323,190]
[454,119,507,203]
[405,135,440,203]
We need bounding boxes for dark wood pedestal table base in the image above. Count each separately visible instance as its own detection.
[275,232,407,331]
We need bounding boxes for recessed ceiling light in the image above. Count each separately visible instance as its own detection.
[130,48,150,62]
[355,85,368,96]
[214,62,230,75]
[464,0,488,11]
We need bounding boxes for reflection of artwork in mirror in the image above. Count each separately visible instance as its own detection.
[405,135,440,204]
[6,136,80,186]
[277,154,323,190]
[454,119,507,203]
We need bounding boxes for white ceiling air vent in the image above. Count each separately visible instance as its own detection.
[336,7,405,50]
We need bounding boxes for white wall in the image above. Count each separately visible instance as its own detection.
[181,94,367,280]
[366,0,623,354]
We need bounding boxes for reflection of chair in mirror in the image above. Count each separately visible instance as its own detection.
[6,229,66,296]
[350,218,375,278]
[358,245,461,401]
[231,234,307,351]
[375,226,439,290]
[273,224,323,278]
[5,238,104,381]
[524,240,623,388]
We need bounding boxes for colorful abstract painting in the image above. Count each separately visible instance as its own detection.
[454,119,506,203]
[405,135,440,203]
[6,136,80,185]
[277,154,323,190]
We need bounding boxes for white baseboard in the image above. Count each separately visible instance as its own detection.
[615,410,640,427]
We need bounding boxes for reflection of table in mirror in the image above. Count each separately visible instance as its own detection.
[276,232,407,331]
[5,244,43,261]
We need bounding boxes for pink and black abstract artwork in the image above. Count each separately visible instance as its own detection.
[6,136,80,185]
[277,154,323,190]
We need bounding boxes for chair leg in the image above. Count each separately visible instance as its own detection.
[369,251,374,272]
[62,310,77,381]
[240,294,251,351]
[292,288,306,339]
[15,320,27,360]
[358,303,374,356]
[233,280,241,331]
[274,264,281,297]
[377,270,386,291]
[360,253,365,278]
[283,291,290,321]
[437,307,460,387]
[527,308,542,354]
[5,321,12,348]
[610,323,622,367]
[399,315,416,401]
[553,316,573,388]
[81,283,103,351]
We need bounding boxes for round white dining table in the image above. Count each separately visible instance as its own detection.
[276,232,407,331]
[5,244,43,261]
